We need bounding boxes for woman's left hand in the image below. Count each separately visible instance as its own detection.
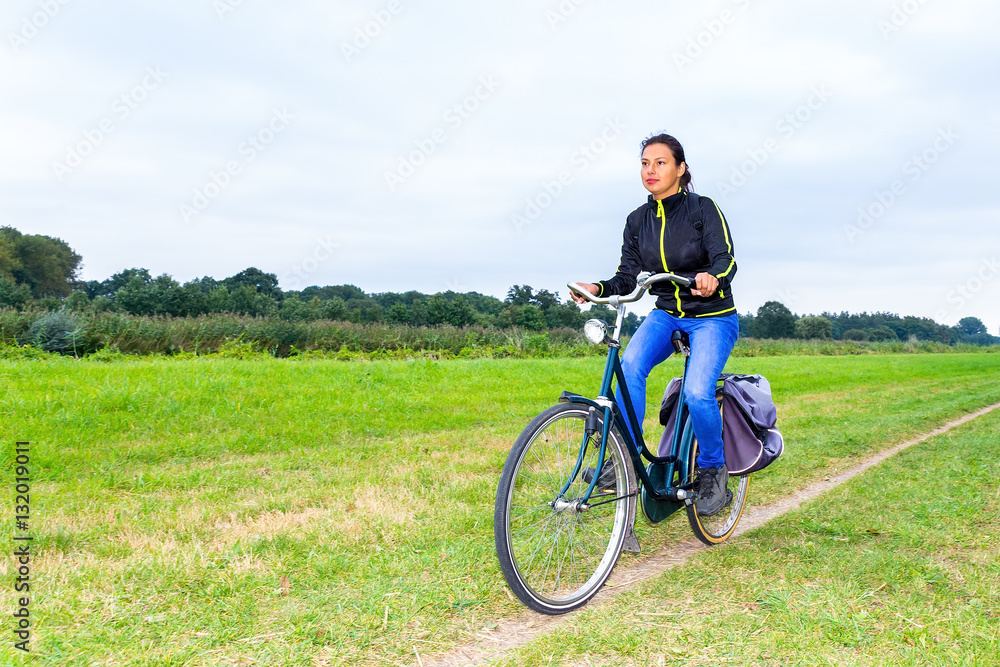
[690,272,719,297]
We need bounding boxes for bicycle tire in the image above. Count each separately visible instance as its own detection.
[494,403,636,615]
[683,413,750,545]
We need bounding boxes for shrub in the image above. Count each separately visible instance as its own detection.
[23,309,88,355]
[841,329,867,341]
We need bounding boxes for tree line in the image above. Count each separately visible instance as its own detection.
[740,301,996,346]
[0,227,995,345]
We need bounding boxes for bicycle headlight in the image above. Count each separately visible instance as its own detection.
[583,319,608,345]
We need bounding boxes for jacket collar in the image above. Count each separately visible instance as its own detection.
[647,189,686,216]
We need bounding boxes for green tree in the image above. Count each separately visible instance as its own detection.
[63,290,90,312]
[426,295,454,325]
[866,325,898,342]
[0,277,31,308]
[89,268,152,299]
[622,312,642,337]
[227,285,278,317]
[445,295,477,327]
[957,317,987,336]
[753,301,796,339]
[385,302,409,324]
[408,300,428,326]
[499,305,548,331]
[505,284,535,306]
[301,284,366,302]
[795,315,833,340]
[323,297,348,321]
[362,303,384,323]
[544,302,585,329]
[0,227,83,297]
[279,295,309,321]
[224,268,282,301]
[841,329,867,341]
[206,286,230,313]
[114,276,159,315]
[0,235,20,281]
[184,276,220,294]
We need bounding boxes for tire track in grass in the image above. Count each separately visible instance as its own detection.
[413,401,1000,667]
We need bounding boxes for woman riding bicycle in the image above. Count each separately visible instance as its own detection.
[571,133,739,517]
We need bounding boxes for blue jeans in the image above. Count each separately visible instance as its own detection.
[615,310,739,469]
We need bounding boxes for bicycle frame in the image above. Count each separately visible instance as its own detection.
[557,300,697,509]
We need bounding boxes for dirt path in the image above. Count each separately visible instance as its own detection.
[412,401,1000,667]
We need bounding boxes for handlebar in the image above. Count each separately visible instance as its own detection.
[567,272,693,307]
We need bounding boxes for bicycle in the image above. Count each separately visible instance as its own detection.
[493,272,749,615]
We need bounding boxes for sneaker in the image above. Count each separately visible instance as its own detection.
[581,461,616,492]
[695,465,730,517]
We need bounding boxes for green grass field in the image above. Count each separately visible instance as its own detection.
[496,409,1000,666]
[2,353,999,665]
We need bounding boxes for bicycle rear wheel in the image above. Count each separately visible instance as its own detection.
[494,403,636,615]
[684,417,750,545]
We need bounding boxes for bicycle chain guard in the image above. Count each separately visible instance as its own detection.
[640,462,684,524]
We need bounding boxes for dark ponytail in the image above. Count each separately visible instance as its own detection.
[640,133,694,192]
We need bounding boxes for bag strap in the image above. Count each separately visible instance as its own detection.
[685,191,702,227]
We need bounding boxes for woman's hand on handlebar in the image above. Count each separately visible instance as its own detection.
[570,283,599,304]
[690,272,719,297]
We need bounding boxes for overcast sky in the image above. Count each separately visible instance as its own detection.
[2,0,997,332]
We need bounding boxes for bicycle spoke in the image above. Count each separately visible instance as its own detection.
[517,513,562,572]
[513,468,560,494]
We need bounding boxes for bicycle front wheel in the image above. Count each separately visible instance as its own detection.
[685,418,750,545]
[494,403,636,615]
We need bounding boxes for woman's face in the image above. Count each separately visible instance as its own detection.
[641,143,685,200]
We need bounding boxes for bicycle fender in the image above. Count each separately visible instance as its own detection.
[557,391,603,410]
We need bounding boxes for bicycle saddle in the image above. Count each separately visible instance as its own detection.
[670,330,690,355]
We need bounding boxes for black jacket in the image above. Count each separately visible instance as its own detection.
[595,190,737,318]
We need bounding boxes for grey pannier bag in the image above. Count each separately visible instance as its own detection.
[657,373,783,475]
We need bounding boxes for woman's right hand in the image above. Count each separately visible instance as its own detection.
[569,283,599,304]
